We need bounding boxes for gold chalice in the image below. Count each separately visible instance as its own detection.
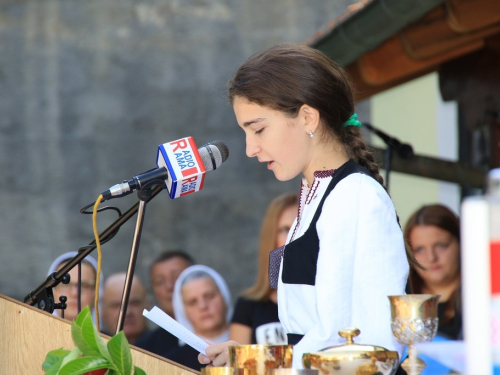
[388,295,440,375]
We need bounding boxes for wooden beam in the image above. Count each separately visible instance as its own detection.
[401,6,500,60]
[346,0,500,101]
[357,34,483,86]
[347,62,435,102]
[446,0,500,32]
[371,146,488,189]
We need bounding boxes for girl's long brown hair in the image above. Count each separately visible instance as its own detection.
[243,193,298,301]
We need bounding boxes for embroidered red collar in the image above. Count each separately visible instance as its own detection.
[313,169,336,178]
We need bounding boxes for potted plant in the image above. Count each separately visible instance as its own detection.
[42,306,146,375]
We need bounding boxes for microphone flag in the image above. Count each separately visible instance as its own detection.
[157,137,206,199]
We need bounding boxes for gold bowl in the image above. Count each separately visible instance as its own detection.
[201,368,249,375]
[302,328,399,375]
[229,344,293,375]
[270,369,319,375]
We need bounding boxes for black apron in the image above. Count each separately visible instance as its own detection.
[268,159,407,374]
[269,159,370,289]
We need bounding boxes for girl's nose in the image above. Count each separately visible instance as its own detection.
[246,137,260,158]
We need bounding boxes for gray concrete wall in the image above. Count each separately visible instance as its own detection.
[0,0,361,306]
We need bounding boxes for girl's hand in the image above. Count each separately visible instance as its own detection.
[198,340,240,367]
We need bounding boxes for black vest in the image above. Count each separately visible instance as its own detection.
[269,159,373,288]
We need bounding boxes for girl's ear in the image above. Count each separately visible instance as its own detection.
[299,104,320,135]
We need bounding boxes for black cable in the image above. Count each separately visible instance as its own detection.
[78,202,123,248]
[80,201,122,217]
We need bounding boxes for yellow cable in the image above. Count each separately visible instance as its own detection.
[92,194,104,332]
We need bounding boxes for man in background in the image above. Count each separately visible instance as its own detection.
[101,273,150,345]
[135,250,194,357]
[150,250,194,317]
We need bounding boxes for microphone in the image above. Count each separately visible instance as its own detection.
[102,138,229,200]
[363,123,414,159]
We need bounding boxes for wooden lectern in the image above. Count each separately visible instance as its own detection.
[0,293,199,374]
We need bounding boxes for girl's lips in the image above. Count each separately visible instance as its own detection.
[267,161,274,169]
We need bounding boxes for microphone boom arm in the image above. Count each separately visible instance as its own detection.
[24,184,164,310]
[363,122,414,160]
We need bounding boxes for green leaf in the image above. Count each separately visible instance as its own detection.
[107,331,132,375]
[42,349,70,370]
[72,319,100,357]
[42,349,70,373]
[60,347,83,368]
[44,357,65,375]
[80,314,114,364]
[134,366,147,375]
[75,306,92,328]
[58,356,111,375]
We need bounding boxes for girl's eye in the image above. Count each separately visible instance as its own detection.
[255,128,264,134]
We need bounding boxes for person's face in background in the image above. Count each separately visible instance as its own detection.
[101,274,149,343]
[181,277,227,338]
[151,257,191,317]
[276,204,298,248]
[409,225,460,288]
[53,262,96,321]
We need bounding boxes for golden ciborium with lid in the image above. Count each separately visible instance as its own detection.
[302,327,400,375]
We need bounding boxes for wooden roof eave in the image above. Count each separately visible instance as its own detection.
[309,0,500,101]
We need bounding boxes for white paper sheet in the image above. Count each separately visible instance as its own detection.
[143,306,209,355]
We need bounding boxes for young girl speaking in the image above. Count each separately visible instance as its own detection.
[200,43,410,369]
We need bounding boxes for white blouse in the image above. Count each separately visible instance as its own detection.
[277,172,409,368]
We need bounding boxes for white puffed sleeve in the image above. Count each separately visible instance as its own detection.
[290,174,408,368]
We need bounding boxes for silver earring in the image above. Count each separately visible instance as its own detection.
[309,130,314,138]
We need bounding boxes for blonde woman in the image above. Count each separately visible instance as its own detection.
[230,193,298,345]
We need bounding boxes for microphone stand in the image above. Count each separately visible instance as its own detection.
[24,185,164,315]
[115,186,153,334]
[363,123,414,192]
[384,146,393,191]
